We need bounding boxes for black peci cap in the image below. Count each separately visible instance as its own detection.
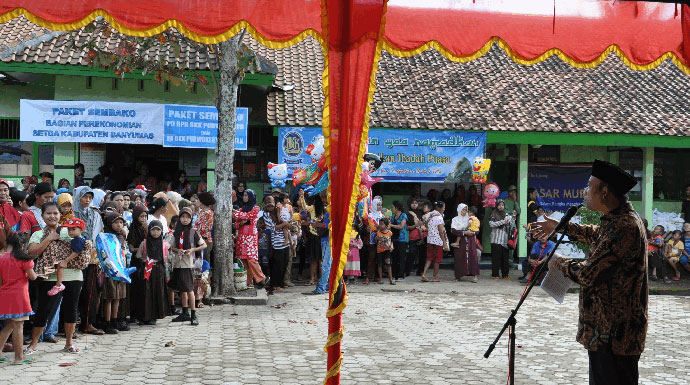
[591,160,637,195]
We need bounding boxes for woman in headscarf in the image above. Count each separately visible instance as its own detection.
[233,189,266,287]
[133,220,171,325]
[56,192,74,225]
[451,203,480,283]
[74,186,105,336]
[363,197,384,284]
[488,200,515,280]
[406,198,426,277]
[0,178,19,232]
[165,191,182,225]
[90,188,106,210]
[127,204,149,322]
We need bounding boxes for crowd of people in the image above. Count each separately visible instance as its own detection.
[0,173,217,365]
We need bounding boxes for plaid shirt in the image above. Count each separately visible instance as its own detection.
[554,202,648,355]
[488,215,513,247]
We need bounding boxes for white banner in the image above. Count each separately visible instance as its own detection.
[20,99,165,145]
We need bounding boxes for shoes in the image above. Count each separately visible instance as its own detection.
[518,277,528,284]
[286,281,295,287]
[170,307,181,316]
[502,276,511,280]
[103,323,118,334]
[190,315,199,326]
[116,319,130,332]
[172,313,191,323]
[47,284,65,296]
[649,275,658,282]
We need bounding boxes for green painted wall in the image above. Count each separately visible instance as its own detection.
[0,74,56,117]
[560,146,609,164]
[54,75,216,105]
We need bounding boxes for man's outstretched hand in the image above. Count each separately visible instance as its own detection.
[529,216,559,240]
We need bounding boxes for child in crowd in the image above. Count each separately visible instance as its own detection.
[375,218,395,285]
[0,232,36,365]
[648,225,665,281]
[102,212,129,334]
[166,215,179,315]
[134,220,171,325]
[47,218,88,296]
[169,207,206,326]
[344,227,363,284]
[257,217,271,279]
[57,193,74,225]
[666,230,683,281]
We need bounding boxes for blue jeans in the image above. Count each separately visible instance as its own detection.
[315,238,331,294]
[40,298,61,342]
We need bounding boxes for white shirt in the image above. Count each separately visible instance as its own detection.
[147,214,169,234]
[426,211,445,246]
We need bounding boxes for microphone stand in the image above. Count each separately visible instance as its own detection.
[484,229,569,385]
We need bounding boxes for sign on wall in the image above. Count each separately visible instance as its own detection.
[163,105,248,149]
[528,165,590,213]
[20,99,164,145]
[20,100,249,150]
[278,127,486,183]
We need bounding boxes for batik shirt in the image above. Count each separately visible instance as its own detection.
[553,202,648,355]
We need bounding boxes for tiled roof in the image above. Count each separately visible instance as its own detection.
[373,46,690,135]
[2,16,689,136]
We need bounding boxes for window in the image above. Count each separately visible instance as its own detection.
[138,79,145,91]
[112,78,119,90]
[0,118,20,140]
[164,80,170,92]
[86,76,93,89]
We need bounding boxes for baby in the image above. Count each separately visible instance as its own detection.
[48,218,88,296]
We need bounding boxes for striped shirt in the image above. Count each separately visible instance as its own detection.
[264,215,288,250]
[488,215,514,247]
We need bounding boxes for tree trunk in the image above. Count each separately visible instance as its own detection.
[212,36,241,297]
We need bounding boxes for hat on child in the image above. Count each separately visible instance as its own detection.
[63,217,86,230]
[135,184,151,192]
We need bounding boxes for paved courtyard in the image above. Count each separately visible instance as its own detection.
[3,270,689,384]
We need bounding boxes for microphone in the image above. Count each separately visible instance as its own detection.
[551,205,582,236]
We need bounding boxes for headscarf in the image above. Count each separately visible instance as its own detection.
[241,189,257,212]
[370,197,383,222]
[91,188,106,208]
[146,220,165,262]
[57,193,74,225]
[451,203,470,231]
[490,199,507,221]
[164,191,181,224]
[173,207,195,250]
[74,186,103,242]
[0,179,20,227]
[104,211,127,248]
[127,204,148,249]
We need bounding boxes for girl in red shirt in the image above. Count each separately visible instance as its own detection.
[0,232,37,364]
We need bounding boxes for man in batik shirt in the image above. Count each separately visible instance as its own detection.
[532,160,647,385]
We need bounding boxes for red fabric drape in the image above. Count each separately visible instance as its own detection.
[384,1,686,66]
[323,2,386,384]
[0,0,321,42]
[683,4,690,64]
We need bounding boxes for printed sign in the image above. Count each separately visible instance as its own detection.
[163,105,248,150]
[528,165,590,213]
[278,127,486,183]
[20,99,164,145]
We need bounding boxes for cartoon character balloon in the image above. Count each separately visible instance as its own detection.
[472,157,491,184]
[356,153,385,231]
[96,233,137,284]
[292,135,328,187]
[267,162,288,188]
[482,182,500,208]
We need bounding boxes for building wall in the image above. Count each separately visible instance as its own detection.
[53,75,216,105]
[560,146,609,164]
[0,74,56,117]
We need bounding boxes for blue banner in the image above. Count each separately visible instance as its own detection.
[163,105,248,149]
[278,127,486,183]
[528,165,590,213]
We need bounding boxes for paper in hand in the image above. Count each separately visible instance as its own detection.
[540,269,572,304]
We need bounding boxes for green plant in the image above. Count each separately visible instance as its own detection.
[572,206,600,256]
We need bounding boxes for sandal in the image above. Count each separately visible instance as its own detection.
[471,277,478,283]
[85,327,105,335]
[43,337,59,343]
[431,278,441,282]
[11,357,34,365]
[47,284,65,296]
[64,345,81,354]
[0,355,8,362]
[421,276,429,282]
[672,276,680,281]
[23,347,37,356]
